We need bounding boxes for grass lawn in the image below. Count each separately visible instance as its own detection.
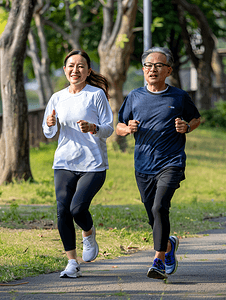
[0,126,226,282]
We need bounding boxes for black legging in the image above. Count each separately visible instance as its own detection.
[54,169,106,251]
[143,186,175,252]
[135,167,184,252]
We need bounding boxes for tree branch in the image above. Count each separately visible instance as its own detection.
[34,0,50,15]
[98,0,110,7]
[100,0,114,45]
[42,18,71,41]
[64,0,75,33]
[107,0,123,48]
[133,26,143,32]
[176,4,199,69]
[172,0,214,48]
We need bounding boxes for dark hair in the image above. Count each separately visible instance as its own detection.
[64,50,110,100]
[141,47,174,67]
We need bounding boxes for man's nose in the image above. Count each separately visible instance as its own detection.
[150,64,157,70]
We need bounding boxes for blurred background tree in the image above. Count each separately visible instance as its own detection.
[0,0,36,184]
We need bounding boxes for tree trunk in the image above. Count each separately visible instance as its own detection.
[27,14,53,107]
[0,0,36,185]
[173,0,215,110]
[98,0,138,148]
[196,60,212,110]
[27,30,47,107]
[34,12,53,104]
[212,49,226,102]
[168,29,182,89]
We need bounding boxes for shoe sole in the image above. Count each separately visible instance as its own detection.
[166,235,179,275]
[147,268,167,280]
[60,273,82,278]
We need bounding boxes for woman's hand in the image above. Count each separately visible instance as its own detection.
[77,120,95,133]
[47,110,56,127]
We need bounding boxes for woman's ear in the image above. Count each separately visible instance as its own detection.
[88,68,92,76]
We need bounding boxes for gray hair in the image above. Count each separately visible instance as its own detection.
[141,47,174,67]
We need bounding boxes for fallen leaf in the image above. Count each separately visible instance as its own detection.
[120,245,125,251]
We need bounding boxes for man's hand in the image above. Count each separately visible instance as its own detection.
[128,120,140,134]
[175,117,201,134]
[116,120,140,136]
[47,110,56,127]
[175,118,188,133]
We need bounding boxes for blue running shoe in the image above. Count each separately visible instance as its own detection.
[165,235,179,275]
[147,258,167,280]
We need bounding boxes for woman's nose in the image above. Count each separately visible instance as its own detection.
[73,65,79,72]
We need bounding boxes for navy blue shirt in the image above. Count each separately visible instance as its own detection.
[118,85,201,175]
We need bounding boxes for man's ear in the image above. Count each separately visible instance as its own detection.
[167,67,172,77]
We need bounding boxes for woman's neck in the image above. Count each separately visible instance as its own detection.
[68,83,86,94]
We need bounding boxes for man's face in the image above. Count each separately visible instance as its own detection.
[142,52,172,88]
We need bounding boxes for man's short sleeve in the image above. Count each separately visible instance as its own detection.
[118,92,134,125]
[182,92,201,122]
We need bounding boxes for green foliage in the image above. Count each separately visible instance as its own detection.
[0,7,8,35]
[151,17,164,32]
[115,34,129,49]
[200,100,226,129]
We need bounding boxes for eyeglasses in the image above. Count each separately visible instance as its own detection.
[143,62,170,70]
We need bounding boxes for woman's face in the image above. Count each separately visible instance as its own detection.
[63,54,91,88]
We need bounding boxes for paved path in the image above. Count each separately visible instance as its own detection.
[1,227,226,300]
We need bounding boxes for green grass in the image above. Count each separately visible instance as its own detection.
[0,127,226,282]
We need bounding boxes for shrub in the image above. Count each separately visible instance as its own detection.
[200,100,226,129]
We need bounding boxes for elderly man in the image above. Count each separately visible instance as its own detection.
[116,47,201,280]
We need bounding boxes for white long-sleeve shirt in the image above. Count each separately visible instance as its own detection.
[42,85,114,172]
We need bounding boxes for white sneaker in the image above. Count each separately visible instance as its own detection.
[60,260,82,278]
[82,226,99,262]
